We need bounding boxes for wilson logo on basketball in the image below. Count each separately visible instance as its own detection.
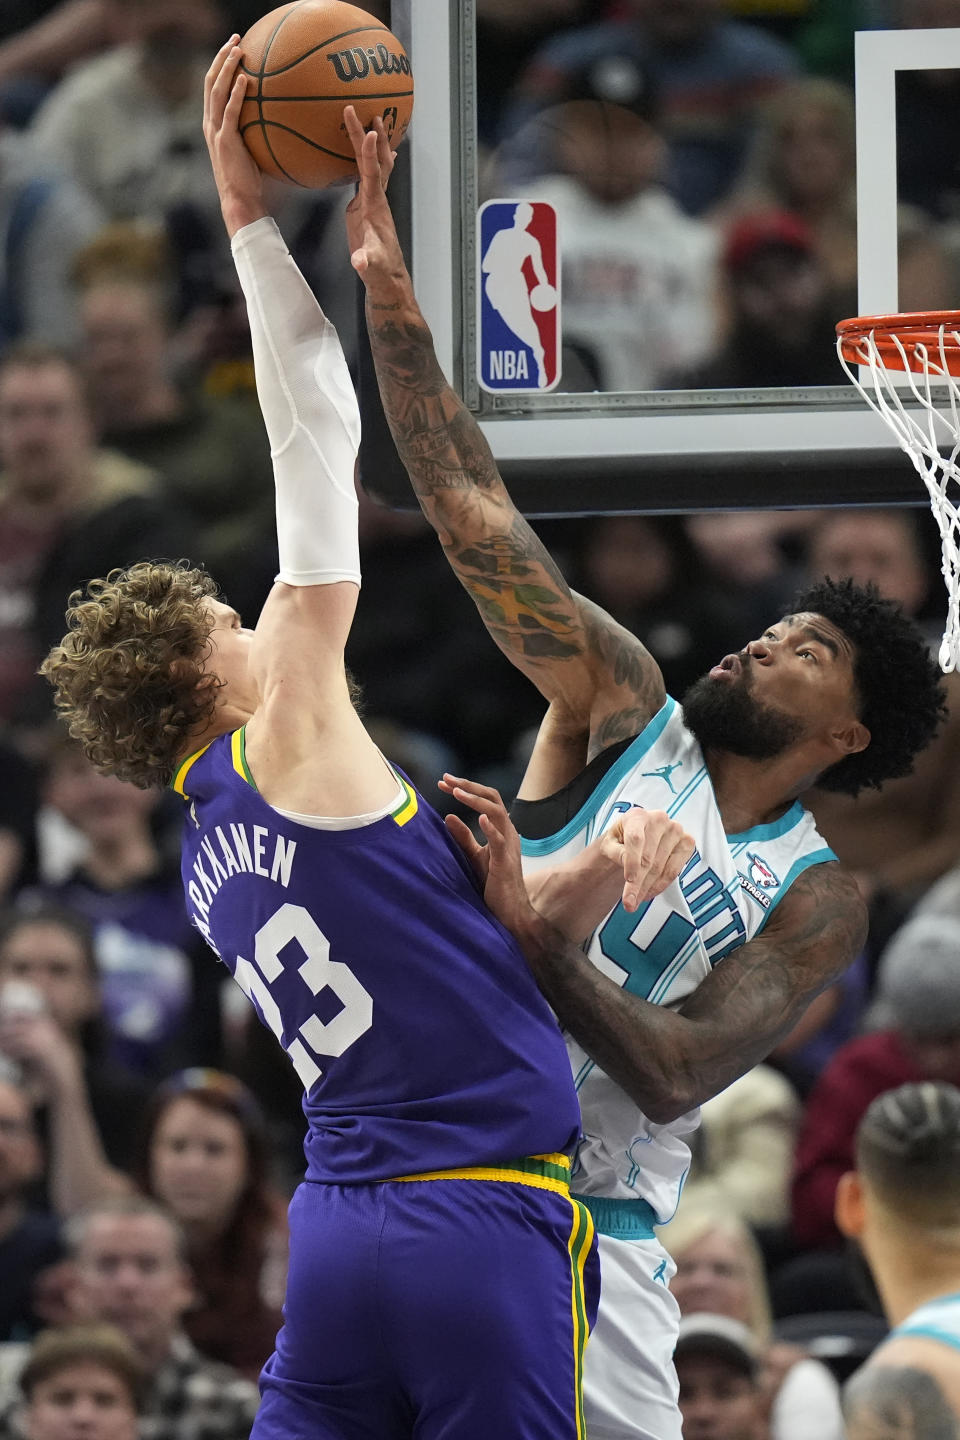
[327,44,412,83]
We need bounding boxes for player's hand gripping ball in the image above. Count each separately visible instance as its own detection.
[238,0,413,188]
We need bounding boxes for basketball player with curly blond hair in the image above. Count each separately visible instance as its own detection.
[40,37,706,1440]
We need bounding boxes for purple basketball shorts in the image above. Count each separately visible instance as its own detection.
[254,1156,599,1439]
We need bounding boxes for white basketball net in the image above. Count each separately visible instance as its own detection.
[837,322,960,673]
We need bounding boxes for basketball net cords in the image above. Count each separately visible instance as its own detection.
[837,325,960,673]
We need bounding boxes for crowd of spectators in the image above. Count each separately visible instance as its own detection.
[0,0,959,1435]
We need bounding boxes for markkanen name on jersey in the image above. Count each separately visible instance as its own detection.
[187,823,298,951]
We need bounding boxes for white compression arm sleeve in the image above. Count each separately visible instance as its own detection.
[230,216,361,587]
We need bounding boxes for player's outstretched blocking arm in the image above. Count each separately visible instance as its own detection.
[205,39,361,597]
[343,108,665,762]
[200,41,398,822]
[451,780,866,1124]
[232,217,361,593]
[204,40,363,703]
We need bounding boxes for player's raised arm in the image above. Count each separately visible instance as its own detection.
[204,44,362,705]
[343,108,665,754]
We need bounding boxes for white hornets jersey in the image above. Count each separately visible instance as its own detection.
[516,696,836,1226]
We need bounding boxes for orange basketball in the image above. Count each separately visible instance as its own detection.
[238,1,413,189]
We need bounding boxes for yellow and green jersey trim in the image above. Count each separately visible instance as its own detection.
[172,729,417,829]
[170,743,212,799]
[389,1151,571,1193]
[389,772,418,827]
[169,727,254,801]
[231,726,257,790]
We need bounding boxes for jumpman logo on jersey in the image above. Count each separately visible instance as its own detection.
[641,762,684,794]
[653,1259,668,1286]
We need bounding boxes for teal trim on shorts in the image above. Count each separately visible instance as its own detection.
[573,1193,657,1239]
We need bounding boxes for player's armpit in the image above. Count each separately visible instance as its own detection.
[510,861,865,1124]
[844,1364,960,1439]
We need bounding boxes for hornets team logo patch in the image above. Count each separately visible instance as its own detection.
[739,853,780,911]
[477,199,560,393]
[747,853,780,889]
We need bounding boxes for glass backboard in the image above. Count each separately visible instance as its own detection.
[357,2,960,515]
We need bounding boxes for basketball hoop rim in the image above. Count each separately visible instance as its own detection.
[837,310,960,375]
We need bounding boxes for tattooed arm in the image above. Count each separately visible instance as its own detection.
[451,779,867,1122]
[509,862,866,1123]
[342,110,665,776]
[844,1364,960,1439]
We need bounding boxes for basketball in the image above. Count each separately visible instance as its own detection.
[238,1,414,189]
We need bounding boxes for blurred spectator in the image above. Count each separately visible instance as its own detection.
[803,509,960,948]
[0,1075,61,1343]
[135,1070,287,1380]
[665,1203,844,1437]
[14,1323,143,1440]
[475,0,594,148]
[680,1065,801,1229]
[836,1082,960,1429]
[0,1197,260,1440]
[672,210,841,387]
[730,78,952,318]
[0,908,147,1214]
[792,913,960,1250]
[0,127,101,350]
[0,343,181,737]
[0,3,111,125]
[502,54,720,390]
[571,516,757,699]
[730,79,857,307]
[913,852,960,924]
[684,511,812,638]
[769,950,871,1096]
[499,0,799,215]
[22,738,221,1077]
[895,0,960,224]
[73,227,273,579]
[675,1314,770,1440]
[0,0,264,126]
[0,739,39,903]
[28,0,223,227]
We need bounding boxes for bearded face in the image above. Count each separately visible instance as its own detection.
[681,654,805,759]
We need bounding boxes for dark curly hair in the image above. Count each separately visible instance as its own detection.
[795,576,946,796]
[39,561,220,790]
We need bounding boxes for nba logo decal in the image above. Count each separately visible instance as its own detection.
[478,200,560,393]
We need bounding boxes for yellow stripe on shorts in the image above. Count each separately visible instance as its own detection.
[565,1196,595,1440]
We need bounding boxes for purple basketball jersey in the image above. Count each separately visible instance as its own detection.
[174,730,579,1183]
